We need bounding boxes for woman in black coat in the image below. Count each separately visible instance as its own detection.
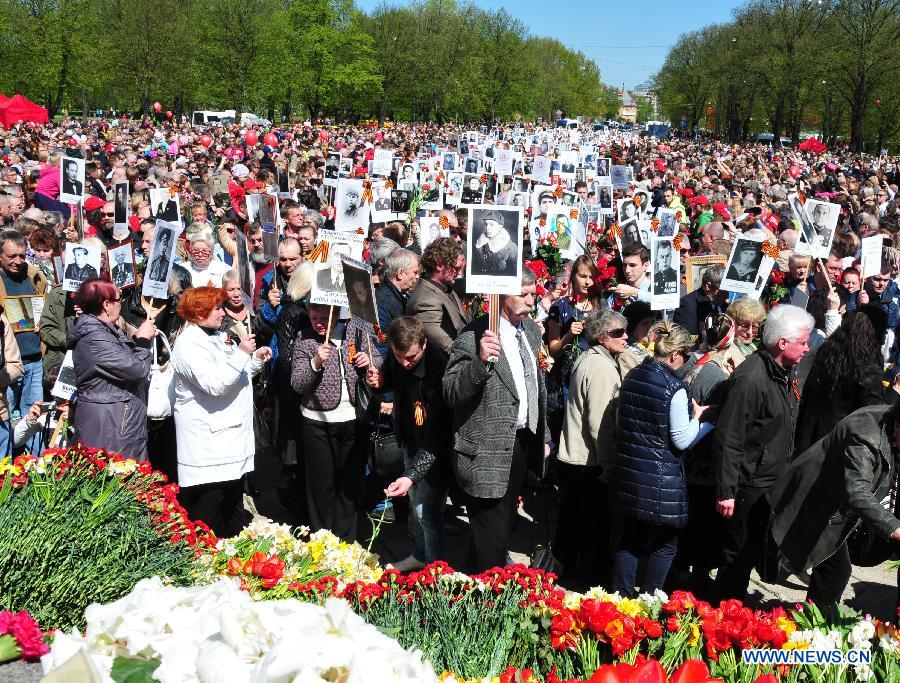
[773,404,900,607]
[794,306,888,456]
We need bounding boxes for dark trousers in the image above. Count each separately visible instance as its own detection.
[808,541,852,607]
[178,479,250,538]
[714,486,771,601]
[612,517,679,597]
[464,430,529,573]
[302,417,366,543]
[554,461,610,583]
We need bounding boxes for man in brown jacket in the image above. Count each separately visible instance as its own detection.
[406,238,469,356]
[0,309,24,455]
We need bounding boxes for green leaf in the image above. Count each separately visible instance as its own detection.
[110,656,160,683]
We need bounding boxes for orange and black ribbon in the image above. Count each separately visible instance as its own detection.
[361,180,373,204]
[307,240,330,263]
[761,240,780,260]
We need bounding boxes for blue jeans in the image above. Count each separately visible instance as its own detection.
[0,419,11,457]
[6,360,43,453]
[612,517,679,597]
[411,477,448,563]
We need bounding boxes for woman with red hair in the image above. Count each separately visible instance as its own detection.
[170,285,272,536]
[66,278,158,458]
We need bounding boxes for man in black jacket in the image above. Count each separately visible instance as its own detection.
[368,316,452,571]
[712,304,814,601]
[673,265,726,335]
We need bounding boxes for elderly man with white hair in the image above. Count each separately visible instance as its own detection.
[185,228,231,287]
[712,303,815,601]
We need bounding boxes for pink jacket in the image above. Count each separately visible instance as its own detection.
[35,164,60,199]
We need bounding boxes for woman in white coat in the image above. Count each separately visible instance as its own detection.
[171,286,272,536]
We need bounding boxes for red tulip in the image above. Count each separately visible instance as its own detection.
[199,134,213,148]
[671,660,710,683]
[244,130,258,146]
[263,132,278,147]
[153,101,162,113]
[628,660,667,683]
[590,664,625,683]
[752,675,779,683]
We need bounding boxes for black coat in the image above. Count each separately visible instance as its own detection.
[374,279,407,359]
[713,347,798,500]
[772,405,899,571]
[794,357,884,456]
[673,289,723,336]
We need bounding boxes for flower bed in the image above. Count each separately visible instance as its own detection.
[0,445,214,631]
[41,577,438,683]
[3,449,900,682]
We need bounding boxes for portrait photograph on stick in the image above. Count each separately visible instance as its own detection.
[466,205,523,295]
[721,234,773,296]
[63,242,101,292]
[59,156,85,205]
[142,220,183,299]
[107,243,136,289]
[340,256,378,327]
[650,236,680,311]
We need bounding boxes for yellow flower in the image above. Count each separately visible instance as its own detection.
[687,623,700,647]
[777,616,797,639]
[617,598,643,618]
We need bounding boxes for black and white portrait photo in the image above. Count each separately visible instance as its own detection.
[334,179,366,232]
[597,182,613,214]
[466,205,523,295]
[309,229,365,307]
[446,173,464,206]
[113,182,129,231]
[464,157,481,174]
[443,152,457,171]
[390,189,411,214]
[471,210,518,275]
[722,236,766,295]
[63,242,101,292]
[59,157,85,205]
[373,184,391,212]
[460,174,485,205]
[650,237,680,311]
[324,152,340,185]
[597,158,611,178]
[458,138,470,156]
[150,188,180,223]
[657,208,678,237]
[610,164,634,189]
[803,199,839,258]
[398,163,419,190]
[559,150,577,178]
[142,221,183,299]
[341,256,379,327]
[617,198,640,231]
[108,243,136,289]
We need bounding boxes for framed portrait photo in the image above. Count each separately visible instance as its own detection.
[684,255,727,293]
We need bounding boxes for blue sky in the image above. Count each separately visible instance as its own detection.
[354,0,744,90]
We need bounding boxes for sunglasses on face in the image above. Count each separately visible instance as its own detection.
[607,328,627,338]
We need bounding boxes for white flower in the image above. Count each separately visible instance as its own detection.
[853,661,875,681]
[42,577,439,683]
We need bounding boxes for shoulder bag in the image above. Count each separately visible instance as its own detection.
[146,331,175,420]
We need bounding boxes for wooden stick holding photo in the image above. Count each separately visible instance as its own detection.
[816,256,834,292]
[487,293,500,364]
[325,304,335,342]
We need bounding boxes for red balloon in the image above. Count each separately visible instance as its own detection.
[153,101,162,113]
[789,165,801,179]
[244,130,259,146]
[875,98,881,106]
[165,110,173,119]
[199,134,213,148]
[319,130,330,141]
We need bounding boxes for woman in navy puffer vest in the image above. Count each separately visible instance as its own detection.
[612,321,715,597]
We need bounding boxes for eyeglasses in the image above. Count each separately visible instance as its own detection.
[108,297,122,303]
[736,321,759,330]
[607,328,627,338]
[191,248,212,256]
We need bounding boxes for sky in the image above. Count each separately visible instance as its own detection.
[354,0,745,91]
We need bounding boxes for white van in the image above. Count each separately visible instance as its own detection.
[192,110,236,126]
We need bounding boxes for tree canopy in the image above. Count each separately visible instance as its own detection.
[654,0,900,151]
[0,0,606,124]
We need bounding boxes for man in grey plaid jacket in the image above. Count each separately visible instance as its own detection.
[443,267,550,572]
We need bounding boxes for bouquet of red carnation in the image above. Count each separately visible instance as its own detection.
[588,257,618,298]
[0,610,47,662]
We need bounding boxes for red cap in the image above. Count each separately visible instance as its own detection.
[83,195,106,211]
[689,195,710,207]
[678,187,694,198]
[713,202,731,220]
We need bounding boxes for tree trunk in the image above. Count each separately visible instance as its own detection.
[266,97,275,124]
[81,88,89,119]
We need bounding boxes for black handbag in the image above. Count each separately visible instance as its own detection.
[353,328,380,425]
[368,422,405,479]
[846,521,895,567]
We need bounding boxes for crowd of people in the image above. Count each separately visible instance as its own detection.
[1,115,900,610]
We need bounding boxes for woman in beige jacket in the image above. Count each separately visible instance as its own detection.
[555,309,628,585]
[0,311,24,455]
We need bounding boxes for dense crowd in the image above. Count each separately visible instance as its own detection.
[1,116,900,611]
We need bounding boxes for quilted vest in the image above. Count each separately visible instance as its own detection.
[613,357,689,527]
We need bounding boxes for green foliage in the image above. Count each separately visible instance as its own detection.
[0,459,195,631]
[0,0,605,123]
[110,657,160,683]
[654,0,900,151]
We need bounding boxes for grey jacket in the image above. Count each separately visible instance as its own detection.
[772,405,899,572]
[407,277,470,355]
[443,315,549,498]
[66,314,152,459]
